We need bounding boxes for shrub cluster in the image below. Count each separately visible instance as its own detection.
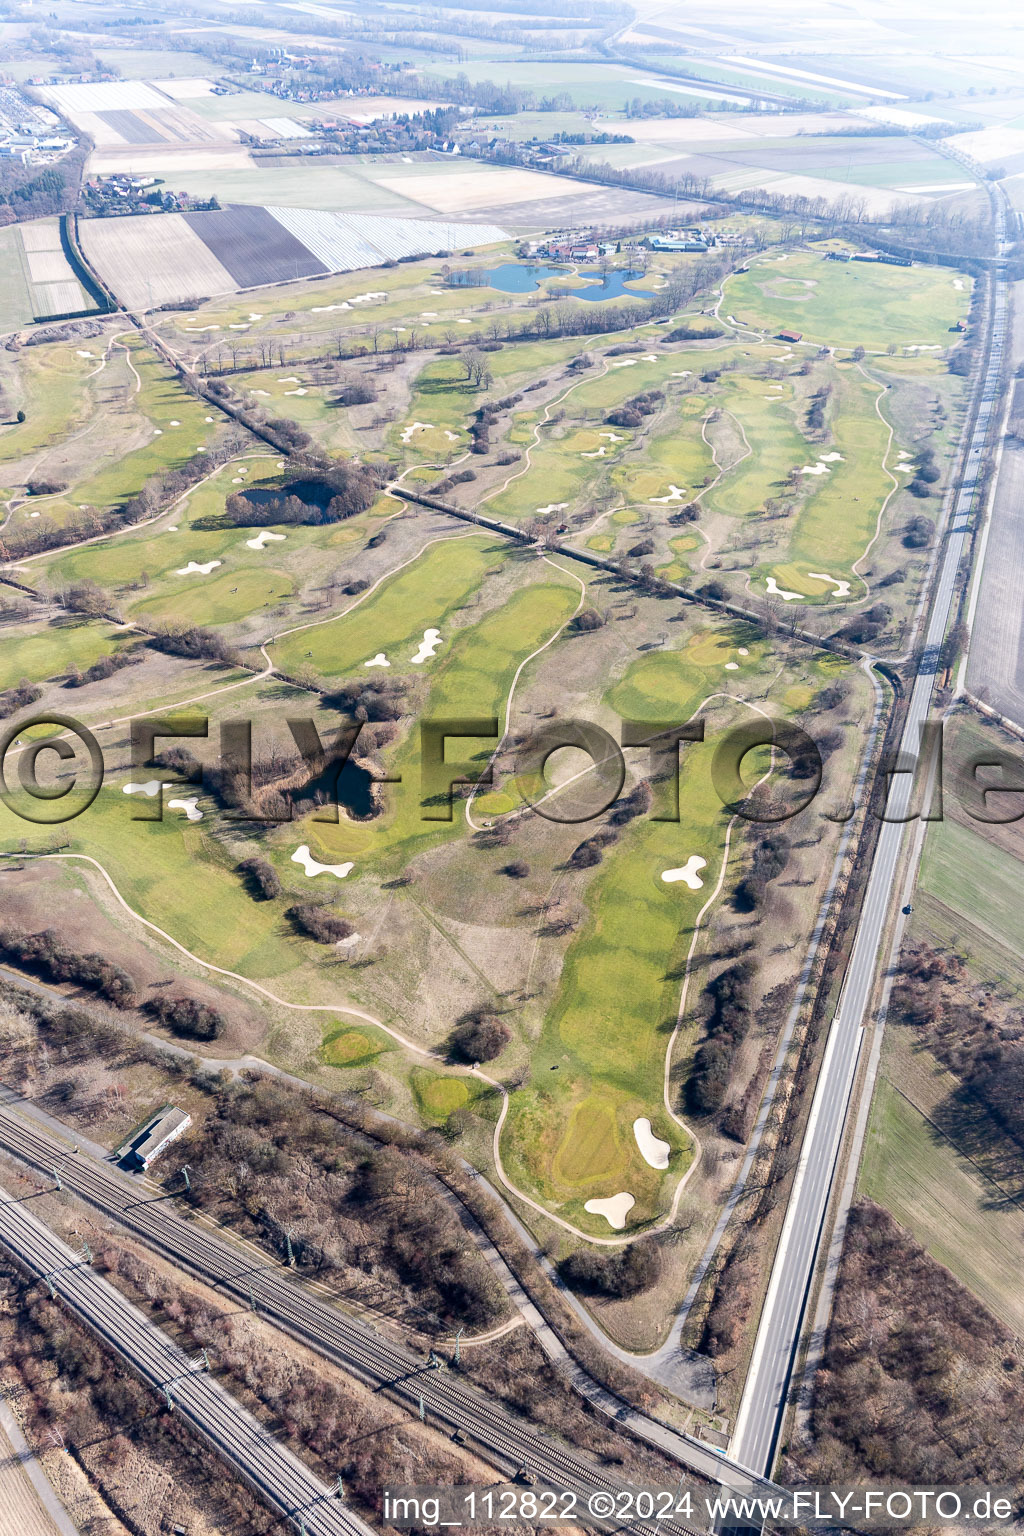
[146,993,225,1041]
[0,927,137,1007]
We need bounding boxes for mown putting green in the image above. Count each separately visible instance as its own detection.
[321,1025,387,1067]
[725,247,969,350]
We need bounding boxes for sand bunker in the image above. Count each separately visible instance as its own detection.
[284,387,308,396]
[365,653,390,668]
[444,429,459,442]
[766,576,801,601]
[245,530,287,550]
[401,421,434,444]
[611,359,639,368]
[582,446,607,458]
[291,844,353,879]
[176,560,222,576]
[122,781,161,798]
[457,318,472,324]
[168,796,203,822]
[738,647,749,655]
[584,1193,635,1229]
[807,571,851,598]
[336,931,361,948]
[277,376,301,384]
[670,370,692,377]
[633,1118,670,1170]
[650,485,687,503]
[725,662,739,670]
[350,292,386,304]
[411,628,442,664]
[662,855,707,890]
[600,432,623,442]
[76,349,93,358]
[152,428,162,436]
[536,503,568,515]
[205,416,215,422]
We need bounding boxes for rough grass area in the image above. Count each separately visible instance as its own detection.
[724,247,969,350]
[918,815,1024,959]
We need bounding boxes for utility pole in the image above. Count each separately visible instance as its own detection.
[180,1164,191,1193]
[284,1227,295,1267]
[453,1326,464,1366]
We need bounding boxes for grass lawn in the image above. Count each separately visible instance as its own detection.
[0,780,302,981]
[411,1066,496,1123]
[69,339,220,510]
[0,617,133,691]
[321,1022,392,1068]
[860,1061,1024,1334]
[134,565,294,627]
[269,534,505,680]
[724,247,969,350]
[274,569,582,882]
[0,343,97,473]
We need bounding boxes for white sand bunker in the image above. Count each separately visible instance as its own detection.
[176,560,221,576]
[807,571,851,598]
[444,429,459,442]
[312,302,351,313]
[76,349,93,358]
[168,796,203,822]
[766,576,802,601]
[633,1118,670,1170]
[456,318,472,324]
[600,432,624,442]
[350,291,386,304]
[152,428,162,436]
[401,421,434,444]
[640,354,658,362]
[284,388,308,396]
[205,416,215,422]
[411,628,442,664]
[584,1193,635,1229]
[245,530,287,550]
[670,370,692,377]
[228,323,248,330]
[650,485,687,503]
[291,844,353,879]
[725,662,739,670]
[611,359,639,368]
[277,376,301,384]
[582,446,607,458]
[365,652,390,668]
[122,781,161,798]
[336,931,361,949]
[662,855,707,890]
[953,279,964,290]
[248,313,263,320]
[536,503,568,516]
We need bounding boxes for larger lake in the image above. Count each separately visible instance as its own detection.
[449,263,654,301]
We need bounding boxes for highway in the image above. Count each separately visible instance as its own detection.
[0,1179,376,1536]
[0,1102,764,1532]
[730,208,1009,1478]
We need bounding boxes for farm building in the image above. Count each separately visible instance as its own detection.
[777,329,803,343]
[879,254,913,267]
[126,1106,191,1170]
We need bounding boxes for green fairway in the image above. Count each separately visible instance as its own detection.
[724,248,969,350]
[274,570,581,882]
[269,535,505,680]
[134,565,294,627]
[503,631,767,1230]
[0,344,97,471]
[0,780,302,981]
[0,617,134,692]
[69,339,220,510]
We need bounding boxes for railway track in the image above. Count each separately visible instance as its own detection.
[0,1105,722,1535]
[0,1182,374,1536]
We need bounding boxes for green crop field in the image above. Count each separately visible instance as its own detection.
[724,248,969,350]
[0,224,35,332]
[918,816,1024,960]
[860,1063,1024,1334]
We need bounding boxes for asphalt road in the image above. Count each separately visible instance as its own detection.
[0,1103,765,1531]
[730,218,1009,1478]
[0,1179,375,1536]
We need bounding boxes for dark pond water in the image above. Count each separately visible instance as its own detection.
[448,263,653,300]
[295,756,377,820]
